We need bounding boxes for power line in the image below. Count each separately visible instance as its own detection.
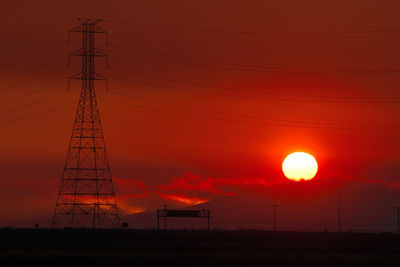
[109,43,400,75]
[0,58,66,82]
[0,82,66,104]
[0,90,68,115]
[109,90,400,129]
[0,102,73,126]
[100,95,400,131]
[103,19,400,36]
[0,43,68,72]
[0,66,67,93]
[109,67,400,102]
[106,48,400,76]
[108,73,400,104]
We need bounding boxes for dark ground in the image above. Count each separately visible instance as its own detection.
[0,229,400,266]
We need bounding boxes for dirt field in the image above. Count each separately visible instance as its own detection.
[0,229,399,266]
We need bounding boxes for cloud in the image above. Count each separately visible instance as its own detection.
[100,172,400,215]
[113,177,150,199]
[156,171,283,196]
[156,172,236,196]
[330,174,400,191]
[6,169,400,220]
[152,172,288,207]
[116,197,146,215]
[157,192,209,206]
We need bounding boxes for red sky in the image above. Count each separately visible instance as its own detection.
[1,0,400,231]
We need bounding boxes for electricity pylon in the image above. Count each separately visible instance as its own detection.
[52,18,120,228]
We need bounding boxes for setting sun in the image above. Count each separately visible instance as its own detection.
[282,152,318,181]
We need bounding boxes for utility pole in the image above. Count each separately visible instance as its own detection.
[52,18,119,228]
[272,205,278,232]
[157,209,160,231]
[338,192,341,233]
[163,205,167,231]
[396,207,400,234]
[207,210,210,231]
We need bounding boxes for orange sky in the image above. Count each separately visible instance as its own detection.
[1,0,400,231]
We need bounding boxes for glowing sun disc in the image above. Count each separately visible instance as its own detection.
[282,152,318,181]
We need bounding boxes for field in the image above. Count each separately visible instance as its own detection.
[1,229,400,266]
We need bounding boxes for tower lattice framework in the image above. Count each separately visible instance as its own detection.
[52,19,120,228]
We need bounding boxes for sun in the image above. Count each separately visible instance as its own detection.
[282,152,318,181]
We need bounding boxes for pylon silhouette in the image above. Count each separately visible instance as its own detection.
[52,18,120,228]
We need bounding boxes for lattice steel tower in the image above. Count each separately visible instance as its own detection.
[52,18,120,228]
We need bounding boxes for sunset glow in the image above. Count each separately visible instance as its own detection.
[4,1,400,239]
[282,152,318,181]
[157,192,209,206]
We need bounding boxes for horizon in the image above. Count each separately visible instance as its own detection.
[2,0,400,233]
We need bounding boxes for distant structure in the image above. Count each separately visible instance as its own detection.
[52,19,120,228]
[157,206,211,231]
[338,192,341,233]
[396,206,400,234]
[272,204,278,232]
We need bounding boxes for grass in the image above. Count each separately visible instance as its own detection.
[0,229,400,266]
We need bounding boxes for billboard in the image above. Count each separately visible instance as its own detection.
[166,210,201,217]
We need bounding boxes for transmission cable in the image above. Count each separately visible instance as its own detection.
[0,66,68,93]
[99,95,400,131]
[0,58,67,82]
[0,90,68,115]
[107,73,400,104]
[109,90,400,129]
[0,82,66,104]
[109,43,400,74]
[103,19,400,36]
[105,49,400,76]
[0,102,73,126]
[0,42,68,72]
[109,67,400,102]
